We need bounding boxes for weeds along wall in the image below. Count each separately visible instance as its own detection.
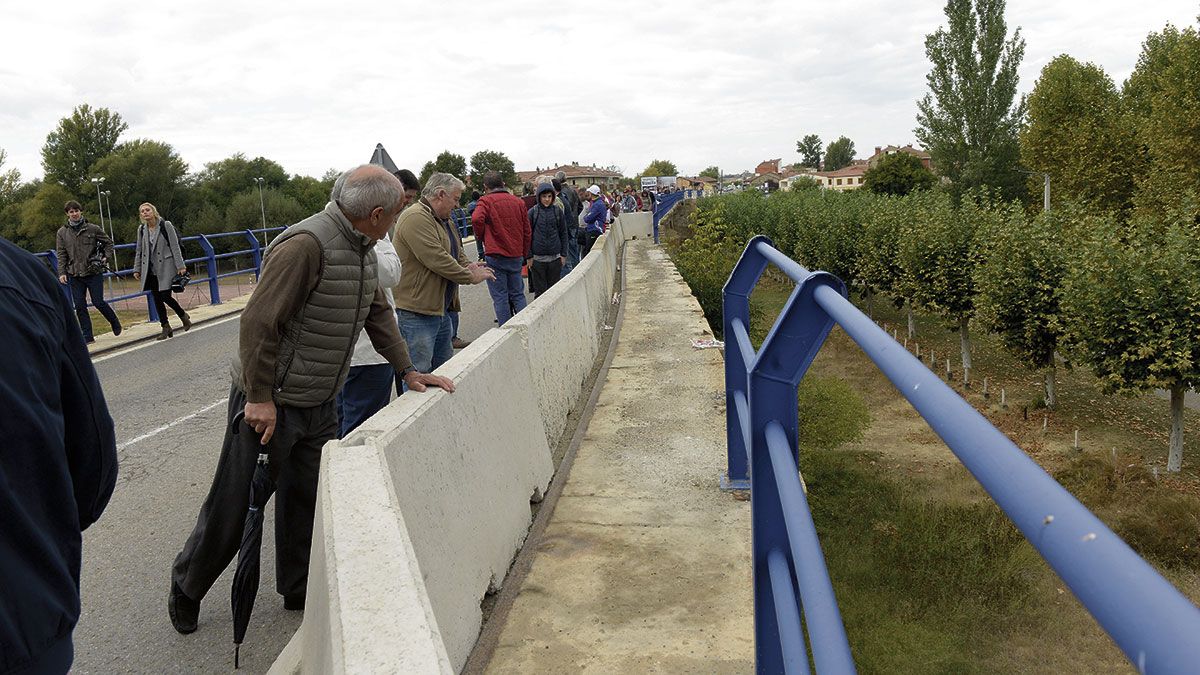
[269,220,627,674]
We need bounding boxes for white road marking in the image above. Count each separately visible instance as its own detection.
[93,313,242,364]
[116,398,227,451]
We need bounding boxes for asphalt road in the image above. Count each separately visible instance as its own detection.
[74,278,512,674]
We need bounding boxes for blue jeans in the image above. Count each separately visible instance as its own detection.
[450,310,460,339]
[562,230,581,277]
[395,309,454,393]
[485,255,527,326]
[69,273,119,341]
[337,363,396,438]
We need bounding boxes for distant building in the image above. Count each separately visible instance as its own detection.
[813,161,869,191]
[867,144,933,171]
[516,163,623,189]
[755,158,782,176]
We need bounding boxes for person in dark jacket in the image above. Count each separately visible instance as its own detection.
[581,185,607,257]
[526,183,568,298]
[553,174,583,276]
[0,236,118,675]
[55,200,122,343]
[132,202,191,340]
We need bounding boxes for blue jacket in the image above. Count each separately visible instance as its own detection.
[527,184,569,258]
[582,198,607,235]
[0,237,117,674]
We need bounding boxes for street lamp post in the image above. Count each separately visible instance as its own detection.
[1018,168,1051,213]
[253,177,268,245]
[101,190,117,274]
[90,177,114,296]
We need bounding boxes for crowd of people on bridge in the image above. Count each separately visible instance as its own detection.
[0,160,647,673]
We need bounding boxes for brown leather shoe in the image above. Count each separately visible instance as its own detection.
[452,337,471,349]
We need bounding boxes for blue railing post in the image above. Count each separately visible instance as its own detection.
[721,235,774,491]
[243,230,263,281]
[197,235,221,304]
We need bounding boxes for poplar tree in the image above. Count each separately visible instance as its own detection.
[915,0,1026,201]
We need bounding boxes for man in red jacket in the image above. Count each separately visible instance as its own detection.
[471,171,531,325]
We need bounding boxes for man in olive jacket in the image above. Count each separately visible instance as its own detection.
[55,200,121,342]
[392,172,495,375]
[169,166,454,635]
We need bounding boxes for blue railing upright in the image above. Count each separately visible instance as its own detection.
[651,190,697,243]
[35,226,286,324]
[723,235,1200,674]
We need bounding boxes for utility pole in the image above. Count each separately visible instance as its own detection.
[101,190,117,273]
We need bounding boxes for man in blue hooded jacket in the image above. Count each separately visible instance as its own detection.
[526,182,569,297]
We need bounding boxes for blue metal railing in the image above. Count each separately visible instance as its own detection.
[35,226,286,323]
[451,207,473,240]
[723,235,1200,674]
[651,190,696,243]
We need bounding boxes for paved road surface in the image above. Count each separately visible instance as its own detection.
[74,279,514,673]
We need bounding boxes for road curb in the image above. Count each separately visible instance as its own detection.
[87,304,246,357]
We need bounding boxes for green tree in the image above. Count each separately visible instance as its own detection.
[789,176,821,192]
[419,151,467,187]
[915,0,1027,202]
[897,189,982,380]
[1020,55,1134,214]
[823,136,856,171]
[0,149,19,206]
[41,104,128,194]
[17,181,75,251]
[1061,215,1200,472]
[226,189,308,231]
[699,166,720,180]
[285,174,335,214]
[1123,22,1200,223]
[639,159,678,177]
[796,134,823,169]
[863,152,936,196]
[974,206,1066,405]
[468,149,518,191]
[186,153,289,228]
[860,194,918,334]
[89,139,188,240]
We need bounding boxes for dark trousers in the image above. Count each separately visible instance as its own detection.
[69,274,119,340]
[529,259,563,297]
[172,384,337,602]
[336,363,395,438]
[144,272,187,326]
[579,230,599,258]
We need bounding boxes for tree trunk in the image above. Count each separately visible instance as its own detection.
[906,300,915,339]
[1168,384,1184,472]
[866,286,874,318]
[1043,364,1057,409]
[958,316,971,384]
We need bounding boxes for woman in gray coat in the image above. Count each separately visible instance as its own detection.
[133,202,191,340]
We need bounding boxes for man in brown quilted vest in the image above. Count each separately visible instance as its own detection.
[168,165,453,635]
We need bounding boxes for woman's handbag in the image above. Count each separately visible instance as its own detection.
[85,238,109,275]
[170,270,190,293]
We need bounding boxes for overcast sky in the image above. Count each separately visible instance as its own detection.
[2,1,1197,182]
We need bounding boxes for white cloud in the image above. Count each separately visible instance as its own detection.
[1,0,1196,183]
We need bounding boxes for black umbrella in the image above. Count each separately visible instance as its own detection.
[369,143,399,174]
[229,411,277,669]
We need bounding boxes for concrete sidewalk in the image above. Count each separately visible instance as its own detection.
[485,240,754,673]
[86,295,251,357]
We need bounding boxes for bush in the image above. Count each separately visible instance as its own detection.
[797,376,871,452]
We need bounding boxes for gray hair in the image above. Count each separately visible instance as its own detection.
[554,170,566,182]
[335,164,404,219]
[422,172,465,199]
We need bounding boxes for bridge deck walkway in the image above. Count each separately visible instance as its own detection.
[483,240,754,673]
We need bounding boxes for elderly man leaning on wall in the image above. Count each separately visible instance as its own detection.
[169,165,454,636]
[392,173,495,378]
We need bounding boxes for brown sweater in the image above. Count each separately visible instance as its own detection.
[239,235,413,403]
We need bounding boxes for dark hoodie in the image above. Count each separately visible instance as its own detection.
[527,183,569,259]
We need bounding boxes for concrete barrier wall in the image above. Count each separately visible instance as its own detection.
[274,220,627,673]
[618,211,653,240]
